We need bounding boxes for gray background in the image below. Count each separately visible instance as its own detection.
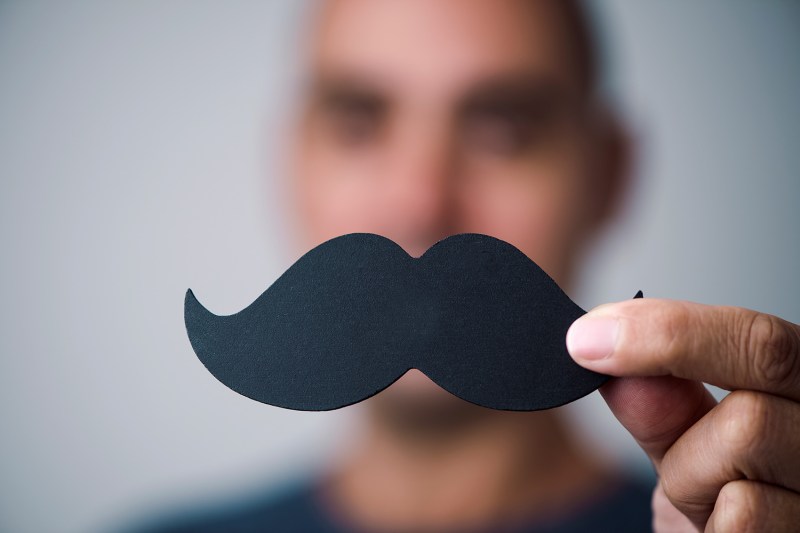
[1,2,798,532]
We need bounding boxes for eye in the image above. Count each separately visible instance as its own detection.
[459,89,563,158]
[317,94,385,147]
[462,108,536,156]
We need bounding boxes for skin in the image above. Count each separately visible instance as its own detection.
[287,0,800,530]
[569,302,800,531]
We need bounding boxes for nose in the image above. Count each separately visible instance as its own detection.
[384,117,457,256]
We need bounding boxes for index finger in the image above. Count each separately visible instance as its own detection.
[566,299,800,401]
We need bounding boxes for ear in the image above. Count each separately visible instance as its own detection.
[587,104,635,232]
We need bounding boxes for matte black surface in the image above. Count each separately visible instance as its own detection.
[185,233,636,411]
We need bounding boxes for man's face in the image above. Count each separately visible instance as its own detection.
[289,0,621,406]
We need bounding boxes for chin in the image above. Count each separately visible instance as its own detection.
[366,370,493,433]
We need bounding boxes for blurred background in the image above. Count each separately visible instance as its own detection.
[1,1,798,532]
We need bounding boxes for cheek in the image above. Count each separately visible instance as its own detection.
[459,162,585,279]
[294,143,389,244]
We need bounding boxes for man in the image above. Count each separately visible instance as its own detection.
[145,1,800,531]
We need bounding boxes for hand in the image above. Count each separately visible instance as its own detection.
[566,298,800,532]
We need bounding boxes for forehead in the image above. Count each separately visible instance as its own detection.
[309,0,583,98]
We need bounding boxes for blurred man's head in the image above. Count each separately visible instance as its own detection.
[289,0,629,420]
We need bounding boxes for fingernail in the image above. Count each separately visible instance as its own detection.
[566,316,620,360]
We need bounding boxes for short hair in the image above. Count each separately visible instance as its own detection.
[558,0,601,94]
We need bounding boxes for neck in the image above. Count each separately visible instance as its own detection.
[322,402,608,532]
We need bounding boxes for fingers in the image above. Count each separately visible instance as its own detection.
[659,390,800,528]
[654,478,800,533]
[651,482,697,532]
[569,299,800,531]
[566,298,800,401]
[599,376,717,470]
[705,480,800,533]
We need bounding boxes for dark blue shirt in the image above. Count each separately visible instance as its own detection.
[128,475,654,533]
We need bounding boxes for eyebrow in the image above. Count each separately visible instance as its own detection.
[303,71,574,119]
[305,73,391,113]
[457,74,569,119]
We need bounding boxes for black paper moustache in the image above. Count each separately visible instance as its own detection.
[185,233,642,411]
